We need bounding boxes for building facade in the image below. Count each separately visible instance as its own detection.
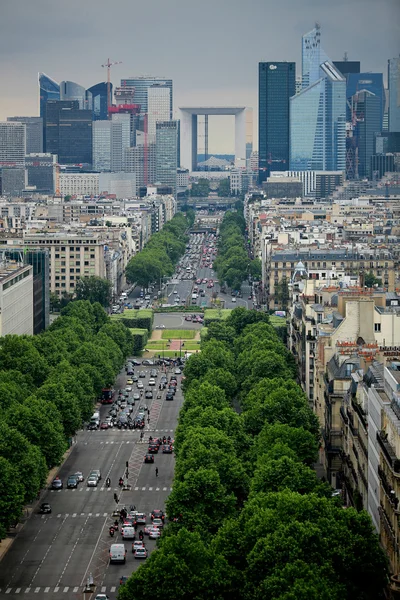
[301,23,329,89]
[38,73,60,150]
[7,117,43,154]
[388,57,400,133]
[354,90,382,179]
[25,153,57,194]
[59,172,100,197]
[258,62,295,182]
[45,101,92,165]
[87,82,110,121]
[0,261,33,335]
[156,121,178,197]
[347,72,385,129]
[60,80,88,110]
[0,121,26,168]
[147,85,171,136]
[92,120,112,171]
[120,77,173,118]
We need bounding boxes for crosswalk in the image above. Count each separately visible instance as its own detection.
[49,485,172,494]
[1,585,118,594]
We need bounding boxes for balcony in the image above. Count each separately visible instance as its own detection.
[351,398,367,430]
[357,465,368,489]
[322,429,342,454]
[340,406,349,425]
[357,435,368,458]
[379,504,397,548]
[377,431,400,474]
[378,466,400,509]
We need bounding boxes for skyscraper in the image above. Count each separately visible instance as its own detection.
[352,90,382,179]
[156,121,178,197]
[7,117,43,153]
[258,62,296,182]
[148,85,171,136]
[111,113,131,171]
[60,81,88,110]
[87,82,110,120]
[388,57,400,133]
[92,121,112,171]
[45,101,92,164]
[39,73,60,149]
[346,73,385,128]
[302,23,329,89]
[0,122,26,167]
[333,60,361,79]
[120,77,173,117]
[290,62,346,172]
[124,131,156,193]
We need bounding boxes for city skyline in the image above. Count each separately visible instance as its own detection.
[0,0,399,152]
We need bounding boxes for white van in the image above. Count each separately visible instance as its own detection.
[109,543,127,564]
[121,292,128,298]
[121,526,136,540]
[92,412,100,421]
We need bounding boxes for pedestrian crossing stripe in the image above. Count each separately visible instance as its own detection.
[3,586,118,594]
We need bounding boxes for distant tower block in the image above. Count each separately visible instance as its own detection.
[178,107,252,171]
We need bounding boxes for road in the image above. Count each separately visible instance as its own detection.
[0,363,183,599]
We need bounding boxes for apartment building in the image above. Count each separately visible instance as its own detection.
[0,261,33,335]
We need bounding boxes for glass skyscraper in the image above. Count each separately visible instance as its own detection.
[290,62,346,172]
[346,73,385,128]
[87,82,110,120]
[388,57,400,133]
[258,62,295,182]
[7,117,43,153]
[120,77,173,118]
[60,81,88,110]
[39,73,60,149]
[156,120,178,197]
[353,90,381,178]
[302,24,329,89]
[45,101,92,165]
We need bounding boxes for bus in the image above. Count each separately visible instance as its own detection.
[101,388,114,404]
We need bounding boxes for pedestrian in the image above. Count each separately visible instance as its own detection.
[147,417,150,424]
[155,467,159,477]
[147,408,150,416]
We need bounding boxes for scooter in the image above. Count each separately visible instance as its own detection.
[109,526,115,537]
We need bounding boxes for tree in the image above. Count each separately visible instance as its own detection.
[364,271,382,288]
[274,277,290,311]
[75,276,112,307]
[249,258,262,281]
[190,178,210,197]
[253,423,320,466]
[50,292,61,312]
[218,178,231,197]
[0,457,25,539]
[226,307,269,335]
[250,455,325,496]
[0,336,50,387]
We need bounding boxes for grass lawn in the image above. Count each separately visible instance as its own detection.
[204,309,232,321]
[147,340,200,350]
[269,315,287,326]
[161,329,196,339]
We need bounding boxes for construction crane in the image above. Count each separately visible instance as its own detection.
[101,58,122,117]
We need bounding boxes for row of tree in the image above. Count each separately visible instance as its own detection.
[125,212,194,289]
[213,209,261,291]
[0,301,134,539]
[119,307,388,600]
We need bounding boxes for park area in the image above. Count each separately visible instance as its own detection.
[143,328,201,358]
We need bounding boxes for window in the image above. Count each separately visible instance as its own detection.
[76,268,81,273]
[84,261,89,266]
[55,275,60,281]
[70,268,74,273]
[61,268,66,273]
[374,323,381,332]
[61,276,66,281]
[55,253,60,258]
[76,261,80,266]
[90,254,95,259]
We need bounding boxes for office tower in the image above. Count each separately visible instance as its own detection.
[333,60,360,79]
[0,168,26,195]
[388,57,400,133]
[148,85,171,136]
[45,101,92,164]
[0,122,26,167]
[7,117,43,154]
[124,131,156,193]
[352,90,381,179]
[25,153,57,193]
[111,113,131,171]
[38,73,60,149]
[290,62,346,172]
[346,73,385,128]
[60,81,88,110]
[87,82,110,120]
[370,153,395,179]
[156,121,178,197]
[302,23,329,89]
[92,121,112,171]
[258,62,296,182]
[114,86,135,106]
[121,77,173,117]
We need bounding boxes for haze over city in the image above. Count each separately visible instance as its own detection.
[0,0,399,152]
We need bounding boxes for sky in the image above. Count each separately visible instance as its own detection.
[0,0,399,153]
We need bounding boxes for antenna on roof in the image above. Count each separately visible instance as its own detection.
[343,51,348,62]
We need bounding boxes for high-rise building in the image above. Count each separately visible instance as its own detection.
[7,117,43,154]
[25,153,57,194]
[124,131,156,193]
[333,60,361,79]
[120,77,173,118]
[352,90,382,179]
[0,168,26,195]
[346,73,385,128]
[111,113,131,171]
[92,121,112,171]
[258,62,295,182]
[302,23,329,89]
[388,57,400,133]
[38,73,60,119]
[60,81,88,110]
[148,85,171,136]
[290,62,346,172]
[45,101,92,165]
[87,82,110,120]
[156,121,178,197]
[0,121,26,167]
[114,86,136,106]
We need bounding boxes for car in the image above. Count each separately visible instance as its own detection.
[142,359,154,366]
[127,397,135,406]
[39,502,52,514]
[87,476,98,487]
[134,547,148,559]
[155,324,166,329]
[139,371,146,378]
[151,509,165,521]
[174,368,181,375]
[148,444,159,453]
[67,475,79,489]
[87,421,99,430]
[132,541,145,553]
[167,387,176,396]
[145,390,153,399]
[137,381,144,389]
[132,393,140,402]
[148,527,161,540]
[150,369,158,377]
[152,517,164,529]
[132,375,138,382]
[75,471,84,482]
[131,359,141,365]
[148,378,156,386]
[100,421,109,430]
[173,290,178,294]
[94,595,109,600]
[134,512,147,524]
[126,378,133,385]
[89,469,101,481]
[51,477,63,490]
[231,297,236,303]
[139,404,148,411]
[125,385,132,392]
[166,392,174,401]
[162,444,173,453]
[144,454,154,463]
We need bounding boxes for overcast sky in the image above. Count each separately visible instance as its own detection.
[0,0,399,153]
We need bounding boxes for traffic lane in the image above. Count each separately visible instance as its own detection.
[153,313,202,330]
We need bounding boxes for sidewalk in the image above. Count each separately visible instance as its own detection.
[0,443,76,562]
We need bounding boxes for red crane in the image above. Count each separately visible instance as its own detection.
[101,58,122,117]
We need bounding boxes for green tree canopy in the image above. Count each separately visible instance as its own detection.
[75,276,112,307]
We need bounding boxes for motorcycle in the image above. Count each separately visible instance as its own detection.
[119,478,124,488]
[109,526,115,537]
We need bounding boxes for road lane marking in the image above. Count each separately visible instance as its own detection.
[34,587,40,593]
[73,587,79,592]
[111,587,116,592]
[29,515,68,585]
[15,589,21,594]
[101,586,106,592]
[5,589,11,594]
[54,587,59,592]
[25,588,31,593]
[45,588,50,593]
[63,587,69,592]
